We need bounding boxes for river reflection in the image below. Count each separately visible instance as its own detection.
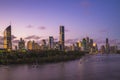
[0,54,120,80]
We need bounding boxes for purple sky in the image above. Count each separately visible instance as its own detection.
[0,0,120,48]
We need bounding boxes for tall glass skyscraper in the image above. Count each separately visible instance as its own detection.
[106,38,110,53]
[18,38,25,50]
[4,25,12,50]
[27,40,32,50]
[49,36,54,49]
[82,38,87,51]
[59,26,65,51]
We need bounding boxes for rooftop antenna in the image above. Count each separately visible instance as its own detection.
[10,21,11,26]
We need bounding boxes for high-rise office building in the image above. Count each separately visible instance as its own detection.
[54,42,59,50]
[27,40,32,50]
[89,39,93,53]
[78,41,82,47]
[89,39,93,47]
[110,46,117,53]
[31,40,40,50]
[59,26,65,51]
[86,37,90,51]
[82,38,87,51]
[32,40,35,50]
[4,25,12,51]
[41,39,47,50]
[75,41,82,51]
[93,43,98,53]
[18,38,25,50]
[34,43,40,50]
[49,36,54,49]
[106,38,108,43]
[105,38,110,53]
[41,39,46,46]
[27,40,39,50]
[100,45,105,53]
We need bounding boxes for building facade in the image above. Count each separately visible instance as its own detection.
[18,38,25,50]
[59,26,65,51]
[41,39,47,50]
[82,38,87,51]
[49,36,54,49]
[27,40,32,50]
[4,25,12,51]
[105,38,110,53]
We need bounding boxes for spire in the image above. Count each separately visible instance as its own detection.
[10,21,11,26]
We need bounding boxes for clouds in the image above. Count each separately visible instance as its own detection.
[26,25,34,28]
[26,25,46,30]
[12,40,19,44]
[65,29,69,32]
[79,0,92,15]
[0,35,16,40]
[65,38,79,44]
[11,35,17,40]
[80,0,91,8]
[99,29,109,33]
[24,35,41,40]
[38,26,46,30]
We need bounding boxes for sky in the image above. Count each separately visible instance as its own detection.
[0,0,120,48]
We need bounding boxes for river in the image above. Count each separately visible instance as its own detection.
[0,54,120,80]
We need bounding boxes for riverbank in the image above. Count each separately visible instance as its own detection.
[1,52,120,80]
[0,50,88,65]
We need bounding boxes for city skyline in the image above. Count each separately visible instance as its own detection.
[0,0,120,48]
[0,24,117,53]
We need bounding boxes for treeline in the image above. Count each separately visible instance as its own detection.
[0,50,88,64]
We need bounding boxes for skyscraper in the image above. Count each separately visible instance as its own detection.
[82,38,87,51]
[18,38,25,50]
[105,38,110,53]
[32,40,35,50]
[100,45,105,53]
[41,39,47,50]
[27,40,32,50]
[49,36,54,49]
[89,39,93,53]
[93,43,98,53]
[34,43,40,50]
[89,39,93,48]
[27,40,39,50]
[59,26,65,51]
[86,37,90,51]
[4,25,12,51]
[75,41,82,51]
